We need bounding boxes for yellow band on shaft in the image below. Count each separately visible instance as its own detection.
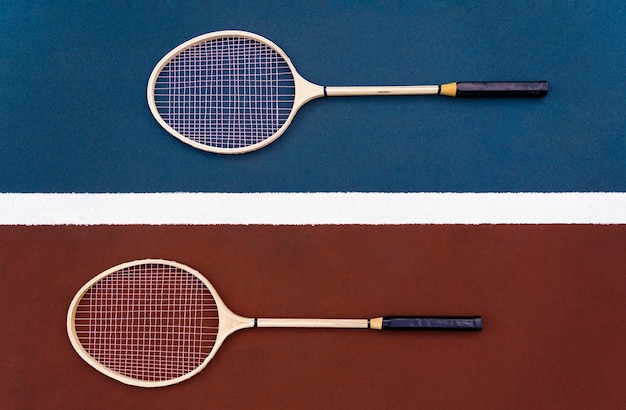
[370,317,383,330]
[440,82,457,97]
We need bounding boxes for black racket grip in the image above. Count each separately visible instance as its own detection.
[380,316,482,331]
[455,81,548,98]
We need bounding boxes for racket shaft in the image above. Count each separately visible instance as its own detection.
[325,85,440,96]
[257,318,369,328]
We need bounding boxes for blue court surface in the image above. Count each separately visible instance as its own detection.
[1,1,624,193]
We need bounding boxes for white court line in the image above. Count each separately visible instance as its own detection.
[0,192,624,225]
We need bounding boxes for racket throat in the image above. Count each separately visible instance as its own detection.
[293,75,326,108]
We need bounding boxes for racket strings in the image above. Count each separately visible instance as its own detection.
[153,36,296,149]
[74,264,219,382]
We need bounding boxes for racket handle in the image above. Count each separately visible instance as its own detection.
[441,81,548,98]
[371,316,482,331]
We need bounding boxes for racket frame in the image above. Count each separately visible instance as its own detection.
[67,259,256,387]
[147,31,325,154]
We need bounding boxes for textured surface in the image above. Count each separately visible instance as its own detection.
[1,1,625,192]
[2,225,624,408]
[1,2,624,408]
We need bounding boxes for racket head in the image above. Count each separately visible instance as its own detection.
[67,259,250,387]
[147,30,323,154]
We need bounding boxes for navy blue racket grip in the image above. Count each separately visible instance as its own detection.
[372,316,482,331]
[440,81,548,98]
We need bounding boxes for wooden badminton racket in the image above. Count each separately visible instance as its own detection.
[147,30,548,154]
[67,259,482,387]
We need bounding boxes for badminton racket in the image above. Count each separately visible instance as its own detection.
[67,259,482,387]
[147,30,548,154]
